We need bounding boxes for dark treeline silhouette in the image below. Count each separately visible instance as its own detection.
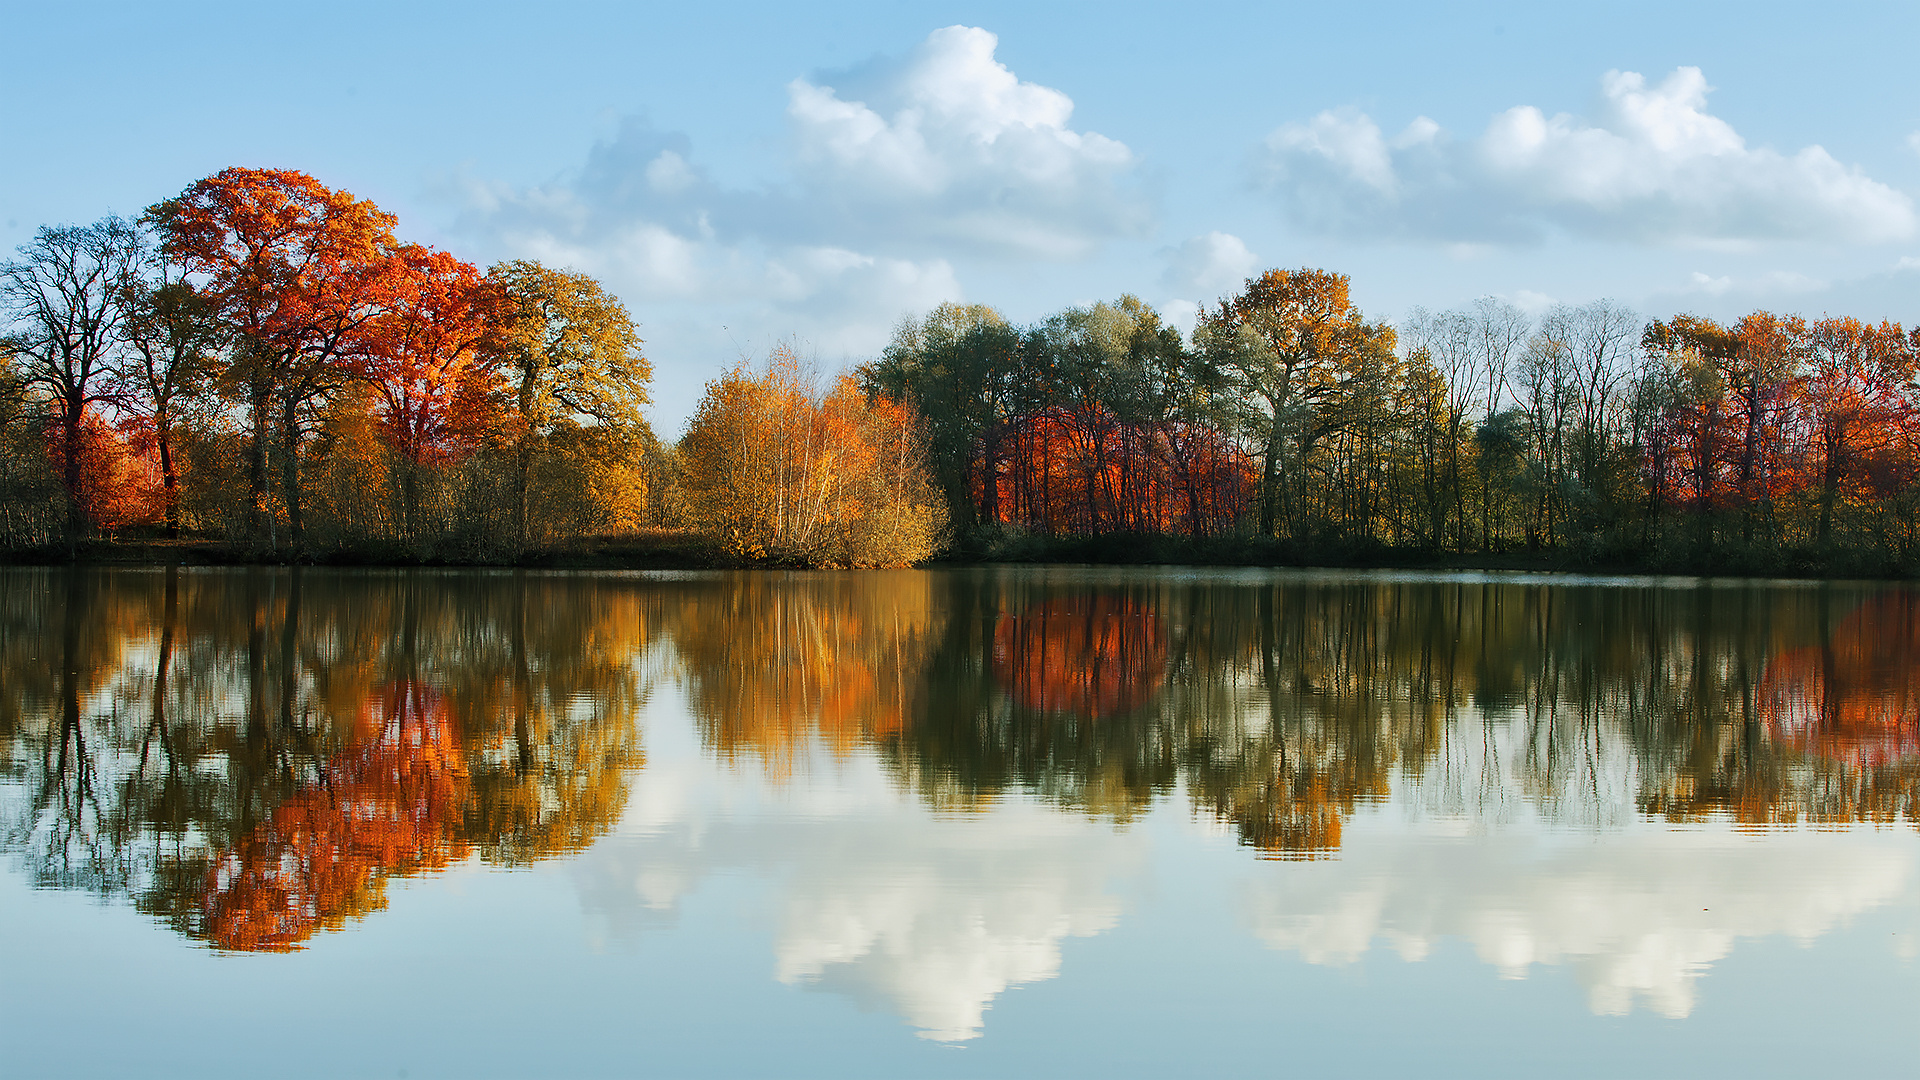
[4,567,1915,946]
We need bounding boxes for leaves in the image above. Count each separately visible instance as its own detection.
[681,346,944,567]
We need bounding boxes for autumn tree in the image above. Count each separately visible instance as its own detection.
[357,246,501,540]
[1640,314,1741,552]
[484,259,651,549]
[1797,317,1913,549]
[680,346,944,567]
[862,303,1026,531]
[0,217,143,546]
[1194,268,1394,539]
[111,228,223,536]
[149,168,403,550]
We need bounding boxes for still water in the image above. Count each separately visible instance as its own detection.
[1,566,1916,1077]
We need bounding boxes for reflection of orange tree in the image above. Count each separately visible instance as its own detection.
[673,574,944,778]
[199,681,468,951]
[1188,727,1394,860]
[1761,594,1920,768]
[878,579,1186,820]
[0,571,652,948]
[990,596,1166,719]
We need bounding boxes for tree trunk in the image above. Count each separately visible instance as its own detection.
[61,398,85,554]
[249,382,274,549]
[1258,413,1283,538]
[156,404,179,539]
[281,397,303,554]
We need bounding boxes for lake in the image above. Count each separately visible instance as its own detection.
[2,566,1917,1077]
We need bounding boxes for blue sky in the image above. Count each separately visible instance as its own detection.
[7,1,1919,431]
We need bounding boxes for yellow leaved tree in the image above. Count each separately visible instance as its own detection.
[678,345,944,567]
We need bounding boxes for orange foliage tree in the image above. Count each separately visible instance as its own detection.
[358,247,500,467]
[354,247,501,538]
[1794,317,1916,546]
[149,168,405,548]
[1643,311,1920,558]
[679,345,945,567]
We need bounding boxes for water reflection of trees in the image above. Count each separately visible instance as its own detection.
[8,567,1917,931]
[663,570,1920,854]
[0,568,652,949]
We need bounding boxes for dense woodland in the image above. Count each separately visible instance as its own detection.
[6,168,1920,573]
[869,279,1920,574]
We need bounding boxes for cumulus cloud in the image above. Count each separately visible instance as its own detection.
[1258,67,1916,245]
[787,26,1147,257]
[449,26,1147,428]
[1159,231,1260,295]
[1643,256,1920,325]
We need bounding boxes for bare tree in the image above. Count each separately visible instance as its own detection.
[0,217,142,547]
[1404,298,1531,550]
[1563,299,1639,491]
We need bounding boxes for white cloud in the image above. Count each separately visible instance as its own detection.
[1159,231,1260,295]
[1689,271,1734,295]
[1679,268,1824,298]
[786,25,1147,258]
[1161,298,1201,338]
[447,26,1148,429]
[1258,67,1916,246]
[1503,288,1559,313]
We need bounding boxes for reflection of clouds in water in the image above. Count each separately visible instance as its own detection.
[572,746,1142,1041]
[1244,824,1913,1018]
[774,817,1125,1041]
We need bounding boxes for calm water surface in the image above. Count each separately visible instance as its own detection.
[2,566,1917,1077]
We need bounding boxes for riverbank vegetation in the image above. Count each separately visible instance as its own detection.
[6,169,1920,573]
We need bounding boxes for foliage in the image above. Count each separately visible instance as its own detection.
[6,171,1920,575]
[681,346,944,567]
[0,171,674,562]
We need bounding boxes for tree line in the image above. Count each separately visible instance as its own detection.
[869,273,1920,573]
[0,167,942,567]
[0,169,673,559]
[8,168,1920,572]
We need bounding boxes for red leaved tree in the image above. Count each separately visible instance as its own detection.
[149,168,403,550]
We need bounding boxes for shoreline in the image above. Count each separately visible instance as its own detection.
[5,534,1911,582]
